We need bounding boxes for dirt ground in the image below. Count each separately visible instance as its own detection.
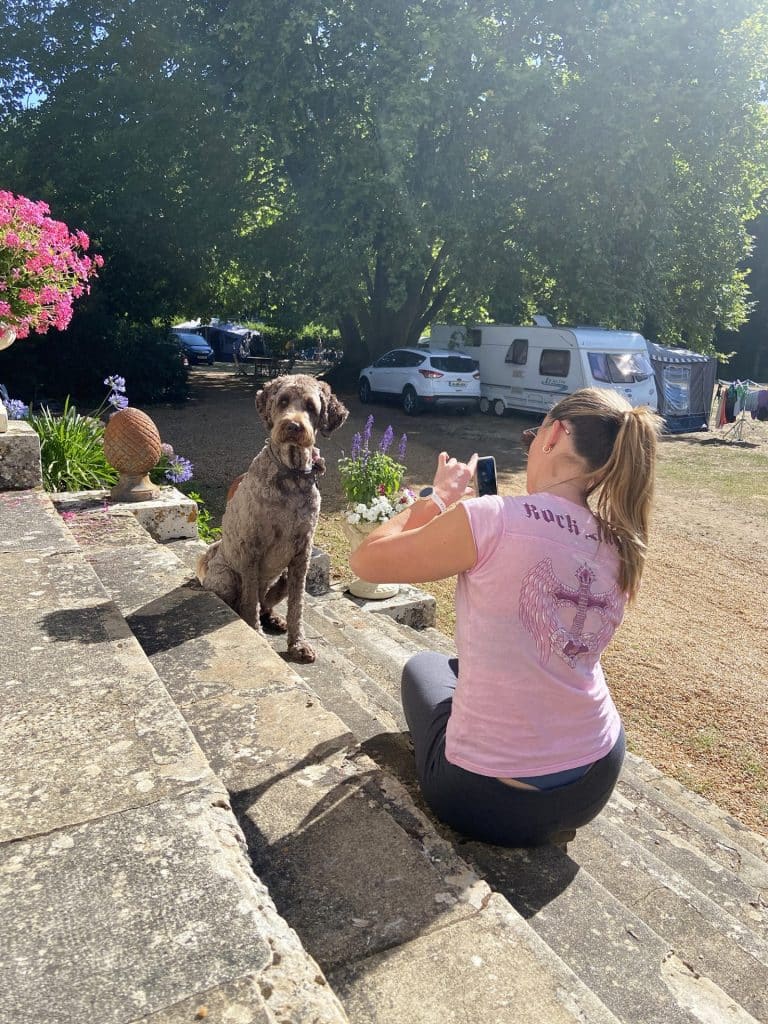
[149,364,768,835]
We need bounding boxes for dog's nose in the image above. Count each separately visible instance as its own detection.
[286,419,302,434]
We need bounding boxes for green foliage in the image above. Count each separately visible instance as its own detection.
[227,0,768,357]
[0,0,259,323]
[1,1,766,359]
[0,302,189,406]
[28,398,118,492]
[338,449,406,506]
[186,490,222,544]
[338,419,407,505]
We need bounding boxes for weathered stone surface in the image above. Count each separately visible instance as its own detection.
[53,486,199,541]
[190,691,486,972]
[0,550,213,841]
[328,893,621,1024]
[0,487,75,553]
[127,586,304,707]
[459,840,718,1024]
[0,421,42,490]
[621,752,768,871]
[59,501,157,549]
[589,787,768,942]
[568,819,768,1021]
[306,546,331,595]
[0,794,347,1024]
[81,543,195,614]
[346,582,436,628]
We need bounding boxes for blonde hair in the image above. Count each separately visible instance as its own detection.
[548,388,663,600]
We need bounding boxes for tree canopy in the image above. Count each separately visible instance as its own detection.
[1,0,767,362]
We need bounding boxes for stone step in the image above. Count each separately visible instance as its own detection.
[278,585,768,1021]
[68,506,768,1023]
[618,752,768,873]
[302,586,768,927]
[0,489,346,1024]
[74,511,623,1024]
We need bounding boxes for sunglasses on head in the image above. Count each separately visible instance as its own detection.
[520,421,571,452]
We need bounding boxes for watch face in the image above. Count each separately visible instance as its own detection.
[419,486,434,498]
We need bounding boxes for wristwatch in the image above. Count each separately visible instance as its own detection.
[419,486,447,515]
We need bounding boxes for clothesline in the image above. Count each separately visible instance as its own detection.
[713,379,768,439]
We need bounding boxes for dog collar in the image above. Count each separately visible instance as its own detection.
[267,441,321,485]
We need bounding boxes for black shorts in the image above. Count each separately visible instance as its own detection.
[401,650,625,847]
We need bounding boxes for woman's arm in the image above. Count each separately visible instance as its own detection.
[349,452,479,584]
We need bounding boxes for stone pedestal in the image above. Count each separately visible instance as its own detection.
[0,421,43,490]
[52,487,199,542]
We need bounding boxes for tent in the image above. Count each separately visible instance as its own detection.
[645,341,718,434]
[202,321,263,361]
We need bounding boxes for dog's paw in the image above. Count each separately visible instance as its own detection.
[260,611,288,634]
[288,640,316,664]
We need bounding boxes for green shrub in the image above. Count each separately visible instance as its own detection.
[28,399,118,492]
[187,490,222,544]
[0,300,189,407]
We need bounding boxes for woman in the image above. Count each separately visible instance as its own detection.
[349,388,662,847]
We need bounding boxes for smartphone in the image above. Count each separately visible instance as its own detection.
[475,456,497,496]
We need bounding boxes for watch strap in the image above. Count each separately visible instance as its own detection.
[423,489,447,514]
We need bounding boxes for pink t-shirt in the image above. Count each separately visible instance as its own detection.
[447,493,626,778]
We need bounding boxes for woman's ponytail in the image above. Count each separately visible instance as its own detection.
[548,389,663,600]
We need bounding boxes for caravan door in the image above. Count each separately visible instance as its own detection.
[527,331,586,411]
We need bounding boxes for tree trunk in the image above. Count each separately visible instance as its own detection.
[350,245,453,362]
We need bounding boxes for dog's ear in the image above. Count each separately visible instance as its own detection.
[255,380,277,428]
[317,381,349,436]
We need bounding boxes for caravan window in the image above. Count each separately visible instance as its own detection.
[539,349,570,377]
[588,352,653,383]
[505,339,528,365]
[465,328,482,347]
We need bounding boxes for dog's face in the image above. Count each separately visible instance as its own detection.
[256,374,349,447]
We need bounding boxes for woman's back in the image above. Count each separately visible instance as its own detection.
[448,492,626,777]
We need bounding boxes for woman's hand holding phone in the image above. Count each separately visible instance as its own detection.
[432,451,479,508]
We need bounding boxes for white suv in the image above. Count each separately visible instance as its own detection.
[358,347,480,415]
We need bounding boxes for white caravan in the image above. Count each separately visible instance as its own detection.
[430,320,657,414]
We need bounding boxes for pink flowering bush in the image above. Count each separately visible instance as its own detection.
[0,190,104,339]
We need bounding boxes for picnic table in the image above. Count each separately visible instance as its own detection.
[237,356,295,379]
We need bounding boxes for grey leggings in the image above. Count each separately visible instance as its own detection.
[401,651,625,847]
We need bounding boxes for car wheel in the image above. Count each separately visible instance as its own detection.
[207,356,214,365]
[402,386,421,416]
[359,377,372,404]
[479,397,491,415]
[494,399,506,417]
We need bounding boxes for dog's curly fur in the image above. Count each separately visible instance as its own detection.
[196,374,348,662]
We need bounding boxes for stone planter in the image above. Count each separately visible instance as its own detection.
[341,517,400,600]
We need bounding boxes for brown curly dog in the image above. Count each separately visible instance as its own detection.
[197,374,349,662]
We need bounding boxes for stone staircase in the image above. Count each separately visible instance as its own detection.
[1,424,766,1023]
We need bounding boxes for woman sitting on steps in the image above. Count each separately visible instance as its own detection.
[349,388,662,847]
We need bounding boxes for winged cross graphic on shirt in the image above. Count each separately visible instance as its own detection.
[519,559,623,668]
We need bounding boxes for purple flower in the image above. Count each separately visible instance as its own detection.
[363,414,374,450]
[160,442,175,457]
[379,425,394,454]
[6,398,29,419]
[398,433,408,461]
[104,375,127,394]
[350,432,362,461]
[165,455,193,484]
[108,393,129,410]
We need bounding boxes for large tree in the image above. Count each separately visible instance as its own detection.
[2,1,766,360]
[0,0,259,322]
[226,0,768,359]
